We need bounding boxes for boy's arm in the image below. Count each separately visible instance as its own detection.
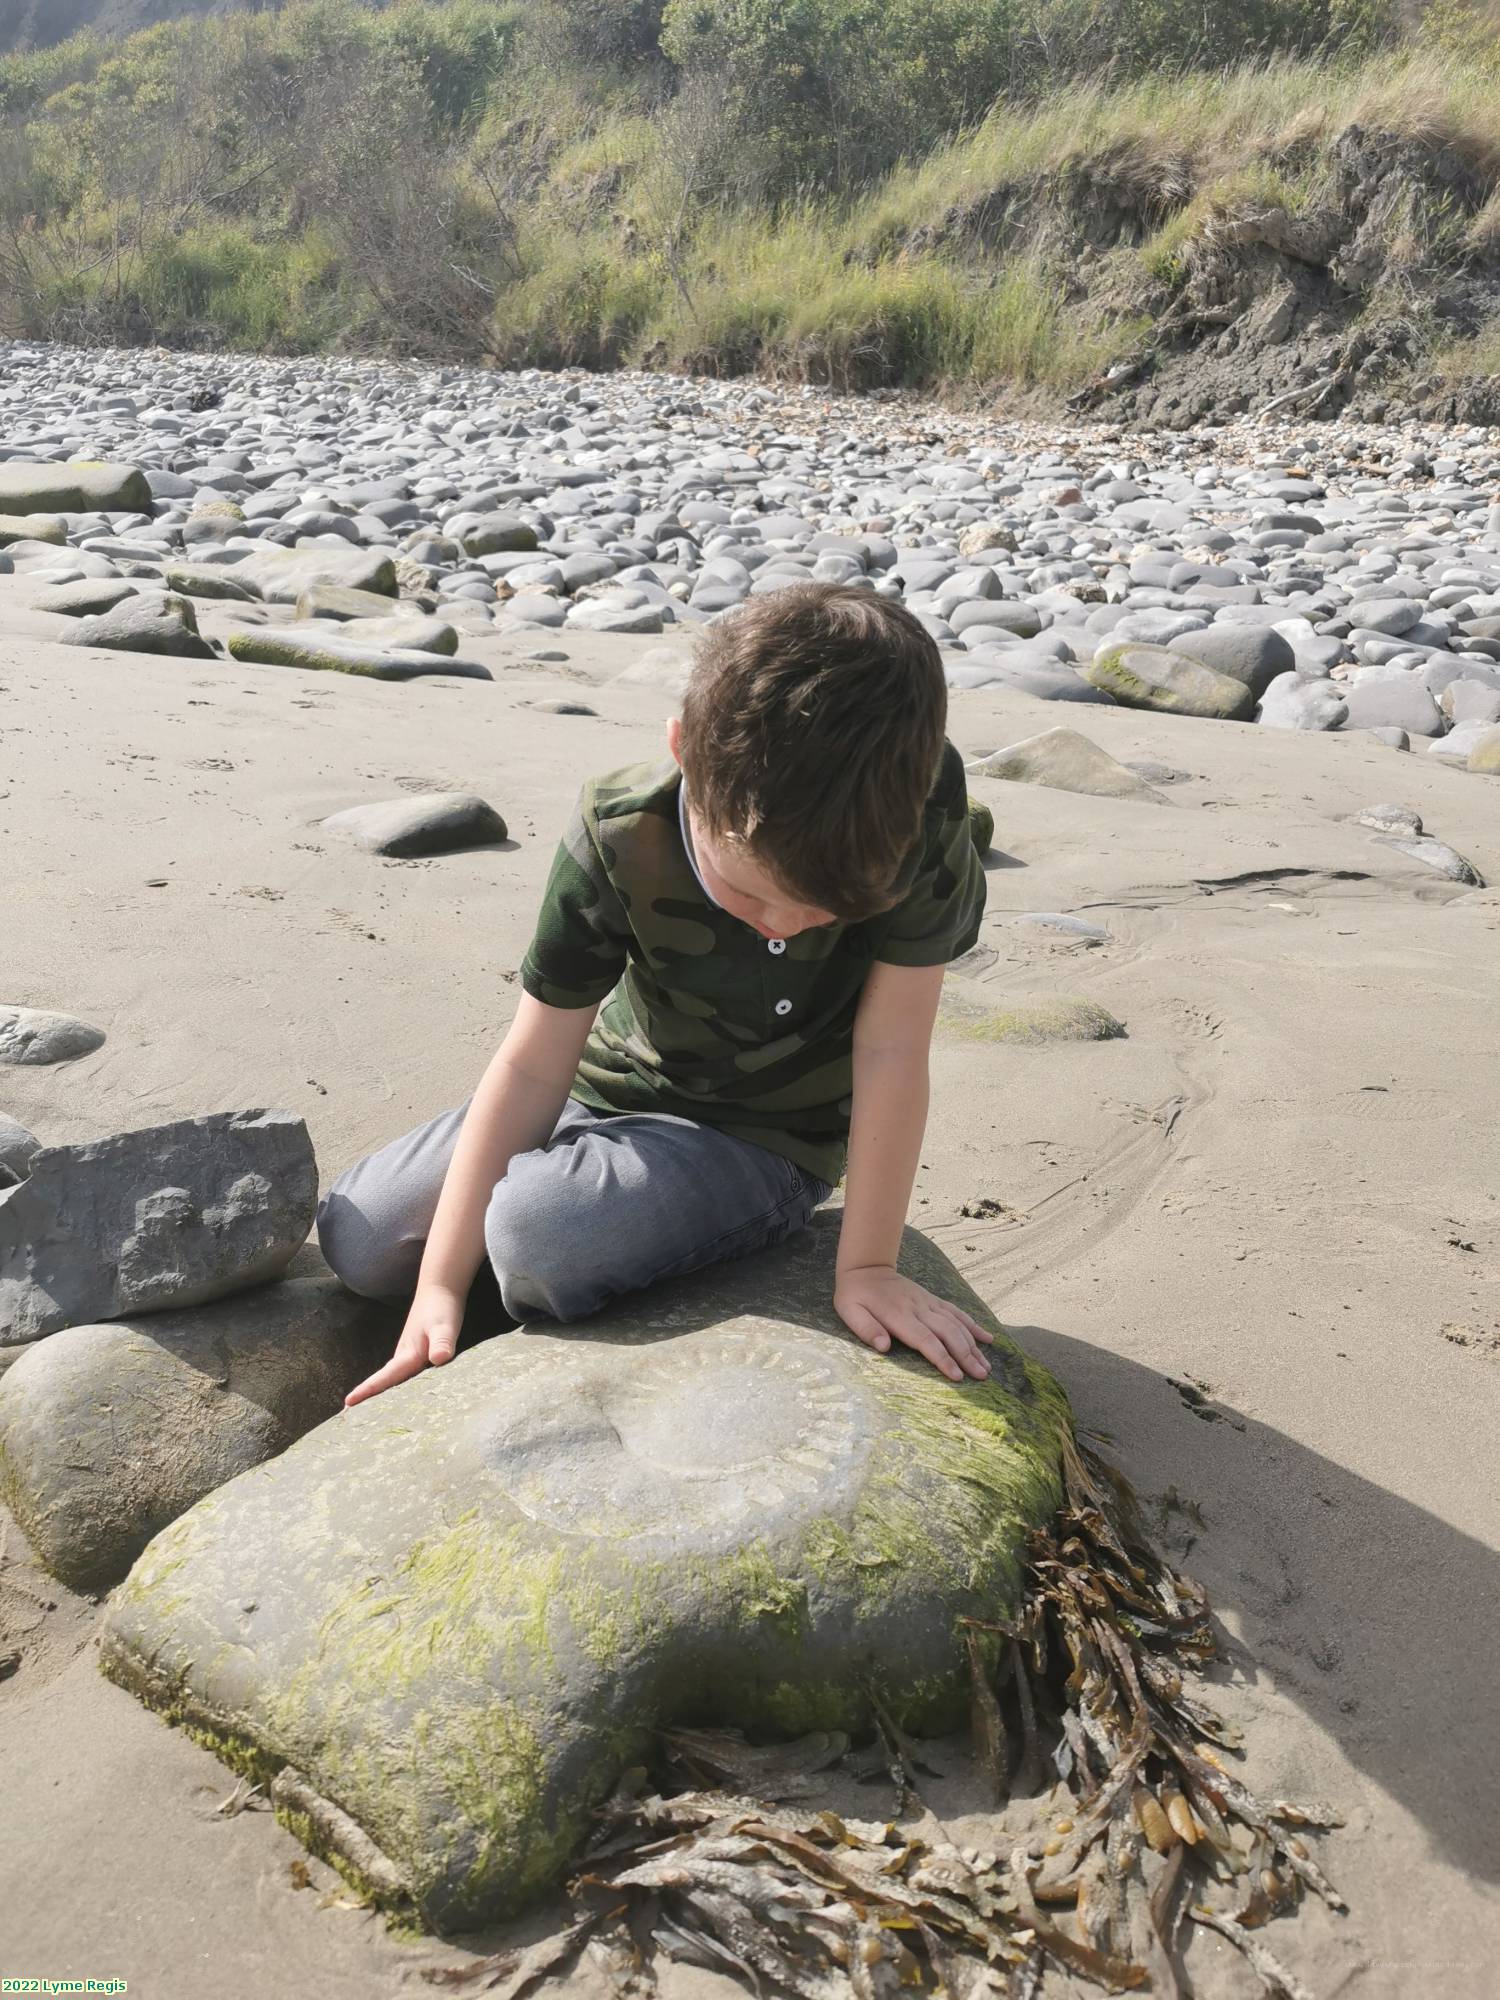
[833,959,993,1383]
[343,994,598,1405]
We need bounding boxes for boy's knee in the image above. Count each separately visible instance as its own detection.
[314,1188,416,1302]
[484,1157,604,1322]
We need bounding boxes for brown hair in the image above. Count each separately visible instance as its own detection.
[678,581,948,922]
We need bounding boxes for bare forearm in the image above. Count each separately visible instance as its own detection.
[416,1017,588,1296]
[836,1046,929,1278]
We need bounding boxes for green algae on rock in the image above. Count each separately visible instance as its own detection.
[98,1215,1071,1935]
[967,796,994,856]
[225,630,492,681]
[938,978,1126,1045]
[1084,642,1255,721]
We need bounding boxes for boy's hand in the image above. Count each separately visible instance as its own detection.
[834,1264,994,1383]
[343,1281,466,1408]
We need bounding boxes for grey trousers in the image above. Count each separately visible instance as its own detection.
[315,1096,834,1322]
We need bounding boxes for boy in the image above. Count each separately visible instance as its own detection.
[321,581,993,1405]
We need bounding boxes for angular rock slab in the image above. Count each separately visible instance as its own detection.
[0,1255,399,1590]
[99,1217,1071,1932]
[967,728,1166,802]
[0,1005,105,1066]
[321,793,508,857]
[0,1109,316,1347]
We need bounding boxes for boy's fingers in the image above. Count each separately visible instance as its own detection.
[898,1320,964,1382]
[922,1307,991,1380]
[840,1301,892,1353]
[343,1348,426,1407]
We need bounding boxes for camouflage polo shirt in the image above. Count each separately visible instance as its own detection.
[519,739,986,1185]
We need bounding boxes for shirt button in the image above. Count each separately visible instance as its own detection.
[774,998,793,1016]
[767,938,786,954]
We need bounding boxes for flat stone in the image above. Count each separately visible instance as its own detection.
[611,646,693,692]
[1355,804,1423,837]
[0,462,151,515]
[567,598,665,634]
[967,728,1167,801]
[938,979,1126,1043]
[61,592,216,659]
[1085,644,1255,721]
[0,1006,105,1067]
[161,564,262,602]
[0,1255,399,1592]
[98,1216,1071,1930]
[31,579,138,618]
[295,584,413,621]
[1013,913,1111,941]
[523,698,595,715]
[0,1110,316,1348]
[235,546,398,605]
[1373,837,1485,886]
[226,632,490,681]
[321,793,508,858]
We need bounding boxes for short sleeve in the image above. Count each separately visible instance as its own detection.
[872,742,987,968]
[519,788,632,1007]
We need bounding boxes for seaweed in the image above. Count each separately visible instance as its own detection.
[419,1437,1342,1997]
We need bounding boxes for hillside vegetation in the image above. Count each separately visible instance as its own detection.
[5,0,1500,422]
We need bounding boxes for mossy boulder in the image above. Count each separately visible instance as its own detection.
[1084,643,1255,720]
[1468,725,1500,775]
[99,1215,1071,1933]
[0,462,151,516]
[967,796,994,856]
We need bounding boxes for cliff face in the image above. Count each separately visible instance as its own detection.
[0,0,292,54]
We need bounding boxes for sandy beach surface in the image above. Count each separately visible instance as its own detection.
[2,574,1497,2000]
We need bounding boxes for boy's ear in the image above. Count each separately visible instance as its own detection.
[666,715,683,767]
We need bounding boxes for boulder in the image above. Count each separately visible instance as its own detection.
[295,584,414,622]
[1084,644,1255,721]
[1469,725,1500,774]
[0,462,151,516]
[321,793,508,858]
[235,546,398,605]
[0,1006,105,1066]
[0,1255,399,1592]
[98,1216,1071,1931]
[1256,673,1348,731]
[1341,676,1445,739]
[966,728,1167,802]
[60,591,216,659]
[1167,623,1293,699]
[31,579,139,618]
[957,522,1018,558]
[225,632,491,682]
[462,513,539,557]
[0,1110,316,1350]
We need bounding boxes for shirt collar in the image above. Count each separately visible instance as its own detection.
[677,776,725,909]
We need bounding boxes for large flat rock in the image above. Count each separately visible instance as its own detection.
[0,1109,316,1348]
[99,1217,1071,1933]
[0,1256,400,1591]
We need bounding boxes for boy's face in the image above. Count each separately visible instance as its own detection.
[668,718,837,940]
